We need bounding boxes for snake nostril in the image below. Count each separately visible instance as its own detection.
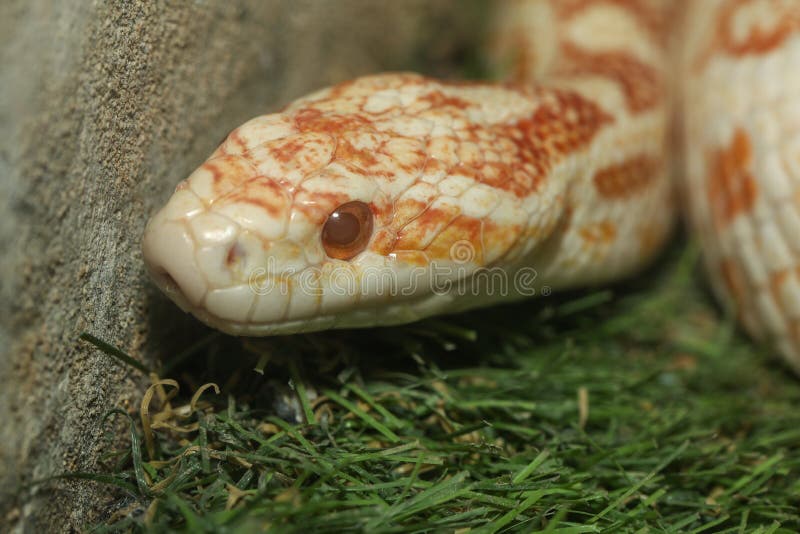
[225,242,245,269]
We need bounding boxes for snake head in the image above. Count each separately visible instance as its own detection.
[142,116,397,335]
[144,79,455,335]
[143,74,540,335]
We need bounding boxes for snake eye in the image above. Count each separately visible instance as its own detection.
[321,201,374,260]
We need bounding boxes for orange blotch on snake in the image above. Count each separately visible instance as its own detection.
[478,162,511,187]
[202,155,259,199]
[294,108,372,136]
[335,137,381,169]
[388,250,430,268]
[369,228,398,256]
[226,129,248,154]
[391,197,433,231]
[270,136,309,164]
[579,221,618,245]
[335,133,426,183]
[593,156,661,199]
[419,90,472,110]
[221,176,290,218]
[424,216,484,264]
[487,89,613,198]
[482,220,523,265]
[706,128,758,229]
[559,44,663,113]
[394,204,461,251]
[696,0,800,69]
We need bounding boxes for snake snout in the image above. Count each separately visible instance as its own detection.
[142,218,208,312]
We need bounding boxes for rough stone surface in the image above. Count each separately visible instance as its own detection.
[0,1,483,530]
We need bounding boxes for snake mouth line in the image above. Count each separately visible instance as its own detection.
[147,268,455,336]
[147,266,195,314]
[145,261,333,334]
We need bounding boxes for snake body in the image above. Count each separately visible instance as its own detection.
[142,0,800,372]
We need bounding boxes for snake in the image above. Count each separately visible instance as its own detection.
[142,0,800,373]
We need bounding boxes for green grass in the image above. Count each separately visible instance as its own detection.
[79,240,800,532]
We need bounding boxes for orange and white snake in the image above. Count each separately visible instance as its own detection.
[142,0,800,373]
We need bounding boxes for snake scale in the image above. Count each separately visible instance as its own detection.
[142,0,800,373]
